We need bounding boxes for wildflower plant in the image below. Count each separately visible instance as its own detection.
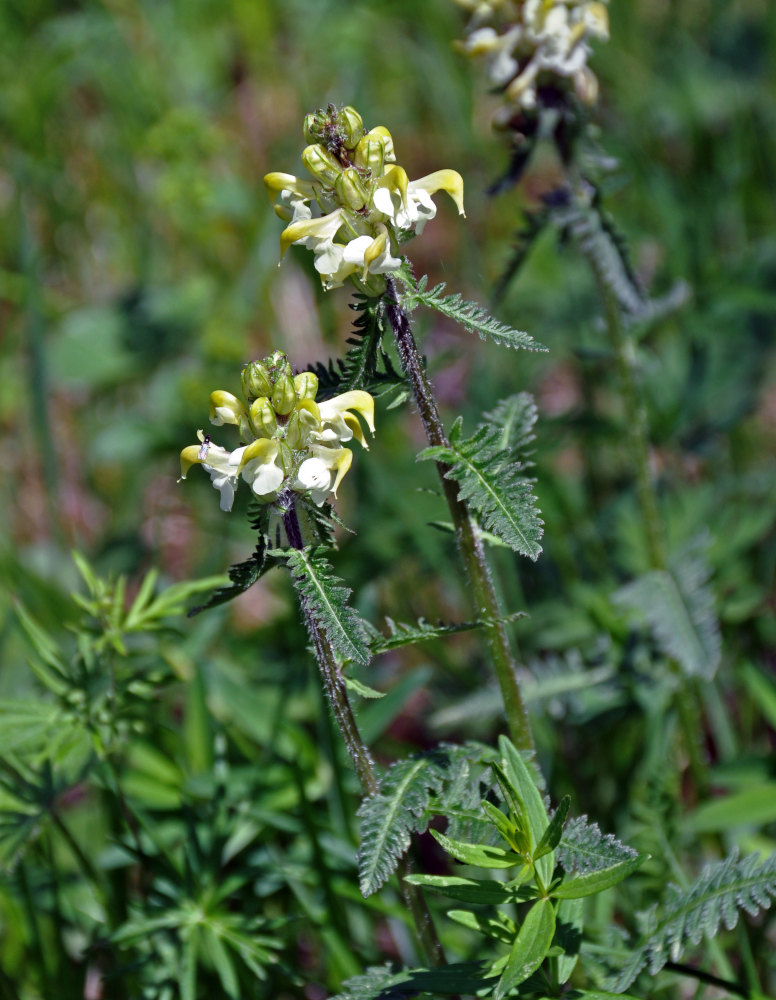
[3,4,775,998]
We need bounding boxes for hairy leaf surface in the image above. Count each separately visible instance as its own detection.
[419,404,543,559]
[282,547,371,667]
[611,850,776,990]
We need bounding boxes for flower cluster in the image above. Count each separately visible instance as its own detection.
[453,0,609,113]
[264,105,465,291]
[179,351,375,511]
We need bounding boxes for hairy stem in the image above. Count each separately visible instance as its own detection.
[282,496,446,966]
[384,277,534,752]
[589,257,666,571]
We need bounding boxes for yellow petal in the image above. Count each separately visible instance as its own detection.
[361,229,388,281]
[280,208,344,257]
[330,448,353,496]
[237,437,279,471]
[412,169,466,217]
[263,172,315,199]
[295,397,322,426]
[179,445,202,479]
[378,164,409,208]
[326,390,375,434]
[343,412,367,448]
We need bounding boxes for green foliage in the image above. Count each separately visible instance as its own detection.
[366,613,524,656]
[419,397,544,559]
[403,276,545,352]
[557,816,641,874]
[614,540,721,680]
[281,546,372,666]
[612,850,776,991]
[357,743,495,896]
[312,294,406,401]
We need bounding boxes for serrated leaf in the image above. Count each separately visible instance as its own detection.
[366,615,519,655]
[281,547,370,667]
[557,816,640,874]
[311,294,404,399]
[611,850,776,991]
[495,898,555,999]
[418,396,544,559]
[404,278,545,352]
[358,744,494,895]
[552,853,646,898]
[431,828,524,869]
[188,534,277,617]
[614,539,720,680]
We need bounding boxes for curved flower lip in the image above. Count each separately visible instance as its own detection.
[263,172,316,199]
[412,170,466,217]
[319,390,376,436]
[280,207,345,257]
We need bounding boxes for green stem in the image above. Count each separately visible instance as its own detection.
[664,962,748,999]
[383,277,534,752]
[282,497,446,967]
[590,260,666,572]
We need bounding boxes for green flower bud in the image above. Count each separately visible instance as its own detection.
[353,135,386,175]
[241,362,272,400]
[337,106,364,148]
[334,167,369,211]
[284,411,304,449]
[249,396,277,438]
[278,440,294,473]
[302,112,319,145]
[272,372,297,415]
[301,144,343,187]
[293,371,319,401]
[265,350,292,382]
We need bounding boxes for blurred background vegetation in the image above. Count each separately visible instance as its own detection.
[1,0,775,995]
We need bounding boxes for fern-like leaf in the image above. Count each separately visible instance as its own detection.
[366,614,524,656]
[612,850,776,991]
[403,277,545,352]
[358,744,495,896]
[188,534,278,617]
[614,539,720,680]
[281,546,371,666]
[419,403,544,560]
[311,294,405,400]
[331,963,491,1000]
[557,816,639,875]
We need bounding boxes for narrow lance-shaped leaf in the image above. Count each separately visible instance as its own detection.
[499,737,554,888]
[494,898,555,1000]
[282,547,371,667]
[535,795,571,861]
[551,852,646,899]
